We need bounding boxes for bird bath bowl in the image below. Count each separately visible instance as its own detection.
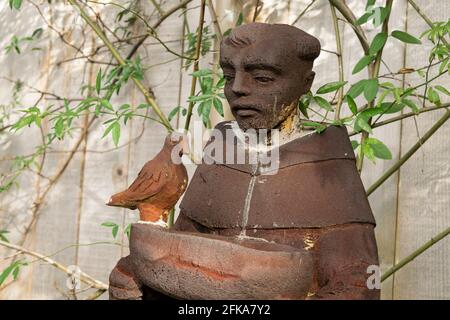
[129,223,313,300]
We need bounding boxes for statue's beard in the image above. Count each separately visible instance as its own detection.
[233,102,297,131]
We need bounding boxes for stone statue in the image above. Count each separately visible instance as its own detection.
[108,23,380,300]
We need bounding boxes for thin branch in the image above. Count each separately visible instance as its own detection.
[184,0,207,131]
[328,0,370,55]
[381,227,450,282]
[291,0,317,25]
[19,117,96,246]
[67,0,172,131]
[207,0,222,42]
[253,0,261,22]
[125,0,195,61]
[407,0,448,46]
[0,239,108,291]
[87,0,194,60]
[356,0,393,172]
[149,0,163,16]
[348,103,450,135]
[367,109,450,196]
[330,5,344,121]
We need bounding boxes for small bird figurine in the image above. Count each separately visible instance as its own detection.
[106,132,189,226]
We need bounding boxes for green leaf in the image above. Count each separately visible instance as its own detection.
[119,104,130,111]
[112,122,121,147]
[351,140,360,150]
[54,118,65,138]
[362,140,375,161]
[355,114,373,134]
[0,264,15,285]
[345,95,358,115]
[301,121,327,133]
[391,30,422,44]
[101,221,117,228]
[192,69,212,77]
[380,102,405,114]
[366,0,376,9]
[356,12,372,25]
[438,59,448,74]
[297,94,310,118]
[361,107,385,118]
[137,103,150,109]
[313,96,333,112]
[366,137,392,160]
[401,99,419,113]
[96,69,102,95]
[427,87,441,106]
[168,106,181,122]
[0,260,26,285]
[102,121,120,146]
[364,79,379,102]
[236,12,244,26]
[316,81,347,94]
[347,79,367,99]
[124,224,131,241]
[369,32,388,55]
[101,99,114,112]
[201,99,212,126]
[0,230,9,243]
[102,121,116,138]
[187,94,212,102]
[213,98,224,117]
[435,85,450,96]
[9,0,23,10]
[31,28,43,39]
[112,225,119,239]
[353,55,375,74]
[373,7,390,28]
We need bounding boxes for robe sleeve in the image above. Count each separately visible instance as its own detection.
[309,223,380,300]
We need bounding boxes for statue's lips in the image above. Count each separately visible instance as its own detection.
[232,105,260,117]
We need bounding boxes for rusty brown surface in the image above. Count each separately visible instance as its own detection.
[181,124,375,229]
[106,133,188,222]
[109,23,380,300]
[128,224,313,300]
[220,23,320,131]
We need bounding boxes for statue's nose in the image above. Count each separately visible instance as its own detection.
[231,72,251,96]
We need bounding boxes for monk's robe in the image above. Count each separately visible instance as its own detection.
[174,121,380,300]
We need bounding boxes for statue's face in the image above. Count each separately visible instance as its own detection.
[220,37,315,130]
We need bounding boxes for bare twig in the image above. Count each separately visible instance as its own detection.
[184,0,207,131]
[0,239,108,290]
[67,0,172,131]
[253,0,261,22]
[125,0,195,61]
[328,0,369,55]
[330,5,344,121]
[207,0,222,42]
[291,0,317,25]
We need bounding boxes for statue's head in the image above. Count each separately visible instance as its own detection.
[220,23,320,130]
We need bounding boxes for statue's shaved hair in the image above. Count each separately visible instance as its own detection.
[222,23,321,61]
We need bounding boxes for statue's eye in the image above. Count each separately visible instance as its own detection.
[224,75,234,82]
[255,76,273,83]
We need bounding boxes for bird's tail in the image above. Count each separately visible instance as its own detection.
[106,191,136,209]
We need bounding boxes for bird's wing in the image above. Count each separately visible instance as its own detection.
[124,160,169,202]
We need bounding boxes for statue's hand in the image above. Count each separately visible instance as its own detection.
[128,224,314,300]
[109,256,143,300]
